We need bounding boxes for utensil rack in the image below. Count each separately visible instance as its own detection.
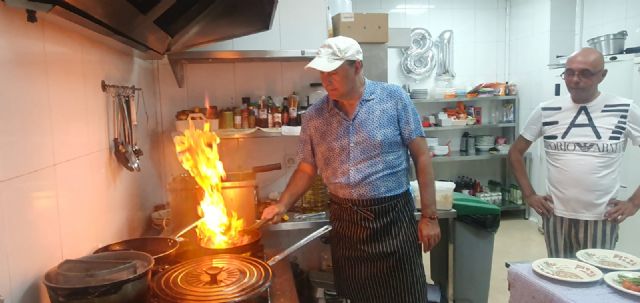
[101,80,142,95]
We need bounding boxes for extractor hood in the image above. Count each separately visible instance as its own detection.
[17,0,278,58]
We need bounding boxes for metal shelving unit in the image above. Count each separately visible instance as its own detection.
[417,95,525,214]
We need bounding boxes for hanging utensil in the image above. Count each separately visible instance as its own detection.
[120,95,140,171]
[129,90,143,158]
[113,94,130,169]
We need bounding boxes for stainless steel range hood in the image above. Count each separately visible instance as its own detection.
[23,0,277,58]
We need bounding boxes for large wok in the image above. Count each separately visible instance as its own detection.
[94,218,264,265]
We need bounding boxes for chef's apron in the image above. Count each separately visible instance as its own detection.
[329,190,427,303]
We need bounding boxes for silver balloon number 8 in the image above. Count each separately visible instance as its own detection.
[401,28,455,81]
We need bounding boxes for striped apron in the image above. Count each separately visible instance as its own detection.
[542,213,619,258]
[329,190,427,303]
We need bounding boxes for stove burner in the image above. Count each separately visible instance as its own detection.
[152,254,272,303]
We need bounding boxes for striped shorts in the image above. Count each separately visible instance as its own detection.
[542,213,619,258]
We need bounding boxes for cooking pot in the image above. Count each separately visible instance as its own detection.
[43,251,153,303]
[150,225,332,303]
[167,163,282,234]
[587,30,627,55]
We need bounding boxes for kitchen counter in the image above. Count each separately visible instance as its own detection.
[267,209,457,231]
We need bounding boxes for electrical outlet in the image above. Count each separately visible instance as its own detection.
[284,153,297,168]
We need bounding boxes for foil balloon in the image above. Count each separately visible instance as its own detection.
[435,30,455,80]
[401,28,436,80]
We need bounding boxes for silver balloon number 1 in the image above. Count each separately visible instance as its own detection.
[401,28,455,81]
[435,30,455,80]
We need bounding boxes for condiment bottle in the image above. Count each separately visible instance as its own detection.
[273,106,282,127]
[241,108,249,129]
[288,92,299,126]
[233,108,242,129]
[248,107,256,128]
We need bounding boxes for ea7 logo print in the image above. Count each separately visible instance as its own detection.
[541,104,630,141]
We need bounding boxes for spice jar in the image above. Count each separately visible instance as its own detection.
[221,109,233,129]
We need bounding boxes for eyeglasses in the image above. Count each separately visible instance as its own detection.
[560,69,603,80]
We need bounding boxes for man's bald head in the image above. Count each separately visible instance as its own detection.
[566,47,605,71]
[563,47,607,104]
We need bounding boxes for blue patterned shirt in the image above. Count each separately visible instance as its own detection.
[298,79,425,199]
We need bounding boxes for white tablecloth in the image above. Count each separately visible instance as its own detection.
[507,262,639,302]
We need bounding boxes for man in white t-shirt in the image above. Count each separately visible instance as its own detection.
[509,47,640,258]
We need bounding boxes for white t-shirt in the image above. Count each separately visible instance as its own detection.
[521,93,640,220]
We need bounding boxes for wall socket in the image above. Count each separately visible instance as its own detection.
[284,153,297,168]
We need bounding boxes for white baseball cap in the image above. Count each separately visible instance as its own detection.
[305,36,363,72]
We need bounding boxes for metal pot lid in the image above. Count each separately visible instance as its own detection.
[152,254,272,302]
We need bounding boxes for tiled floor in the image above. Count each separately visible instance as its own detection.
[423,215,547,303]
[488,216,547,303]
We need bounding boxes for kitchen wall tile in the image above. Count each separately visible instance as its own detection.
[379,0,406,12]
[628,0,640,18]
[430,0,454,9]
[0,182,10,303]
[2,167,61,303]
[597,20,628,40]
[55,154,100,258]
[0,8,54,181]
[450,9,474,40]
[495,41,506,81]
[474,42,497,80]
[233,62,284,101]
[387,8,407,28]
[583,0,606,28]
[281,62,322,99]
[626,16,640,48]
[475,9,497,42]
[42,17,90,164]
[427,8,454,35]
[476,0,498,9]
[81,36,111,154]
[405,6,429,29]
[352,0,382,12]
[186,63,237,109]
[451,0,476,10]
[280,0,328,50]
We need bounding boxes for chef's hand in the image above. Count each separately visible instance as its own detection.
[525,194,553,217]
[604,199,640,223]
[261,203,287,224]
[418,218,441,253]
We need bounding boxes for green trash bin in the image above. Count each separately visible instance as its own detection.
[452,193,500,303]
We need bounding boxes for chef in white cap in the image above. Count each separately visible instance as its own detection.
[262,36,441,303]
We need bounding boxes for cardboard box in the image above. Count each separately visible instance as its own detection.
[332,13,388,43]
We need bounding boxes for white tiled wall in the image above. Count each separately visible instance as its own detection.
[0,4,164,302]
[354,0,509,89]
[582,0,640,49]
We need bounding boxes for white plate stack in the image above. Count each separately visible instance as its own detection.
[410,89,429,100]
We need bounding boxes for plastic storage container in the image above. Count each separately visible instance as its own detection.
[435,181,455,209]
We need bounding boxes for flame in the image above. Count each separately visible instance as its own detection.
[173,120,245,248]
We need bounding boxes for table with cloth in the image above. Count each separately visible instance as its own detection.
[507,262,639,302]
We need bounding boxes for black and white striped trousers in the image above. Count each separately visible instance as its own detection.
[329,190,427,303]
[542,213,619,258]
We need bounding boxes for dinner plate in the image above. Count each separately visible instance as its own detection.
[604,271,640,296]
[576,249,640,271]
[531,258,603,282]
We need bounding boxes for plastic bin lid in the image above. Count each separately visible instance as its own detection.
[453,192,500,216]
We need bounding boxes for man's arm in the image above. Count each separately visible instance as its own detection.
[508,135,553,215]
[261,161,317,223]
[408,137,441,252]
[604,180,640,223]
